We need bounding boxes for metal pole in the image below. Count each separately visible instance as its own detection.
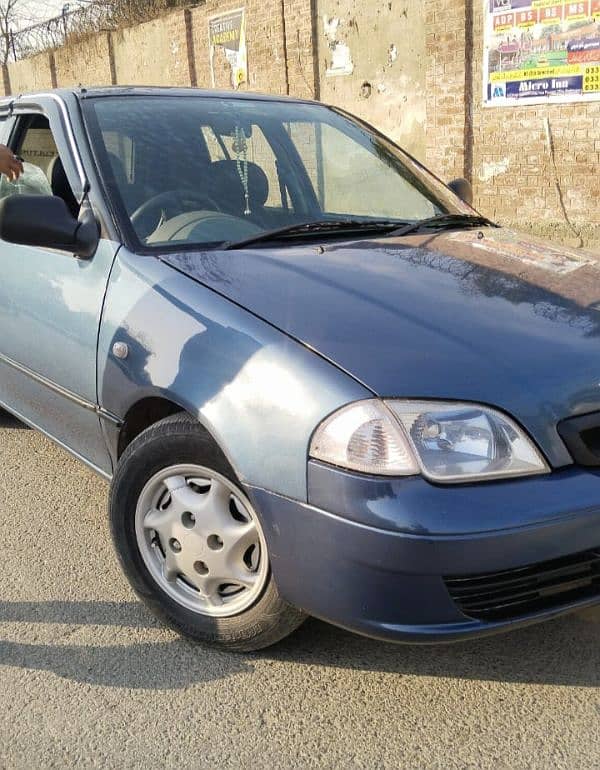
[62,4,70,40]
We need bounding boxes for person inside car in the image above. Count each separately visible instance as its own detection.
[0,145,23,181]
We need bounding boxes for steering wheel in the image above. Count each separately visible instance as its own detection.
[131,189,224,240]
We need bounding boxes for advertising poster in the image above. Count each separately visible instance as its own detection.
[484,1,600,105]
[209,8,248,90]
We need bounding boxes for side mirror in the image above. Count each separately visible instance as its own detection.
[0,194,99,259]
[448,177,473,206]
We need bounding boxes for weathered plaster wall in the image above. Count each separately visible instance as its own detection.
[54,33,114,88]
[112,11,191,87]
[315,0,427,159]
[7,52,54,95]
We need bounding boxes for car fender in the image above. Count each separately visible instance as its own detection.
[98,249,371,500]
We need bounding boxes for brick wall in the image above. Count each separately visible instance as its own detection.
[54,33,114,88]
[3,1,600,248]
[469,2,600,248]
[426,0,600,249]
[283,0,318,100]
[191,0,288,93]
[2,2,315,99]
[426,0,468,182]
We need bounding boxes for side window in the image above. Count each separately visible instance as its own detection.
[0,115,56,201]
[0,115,15,148]
[0,115,79,217]
[19,117,58,175]
[242,126,281,208]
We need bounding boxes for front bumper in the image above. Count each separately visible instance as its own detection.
[246,462,600,643]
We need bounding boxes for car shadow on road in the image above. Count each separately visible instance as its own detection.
[0,410,29,429]
[273,608,600,688]
[0,600,252,689]
[0,599,599,689]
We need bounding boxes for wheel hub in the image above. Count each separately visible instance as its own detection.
[135,465,268,618]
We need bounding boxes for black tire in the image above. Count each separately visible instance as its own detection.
[109,412,306,652]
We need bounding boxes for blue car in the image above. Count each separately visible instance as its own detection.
[0,87,599,651]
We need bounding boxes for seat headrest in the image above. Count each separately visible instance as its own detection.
[208,160,270,213]
[47,155,79,218]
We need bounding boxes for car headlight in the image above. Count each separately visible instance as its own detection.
[310,399,549,483]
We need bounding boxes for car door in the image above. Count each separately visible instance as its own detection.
[0,96,119,476]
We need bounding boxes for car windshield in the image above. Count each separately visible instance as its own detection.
[84,95,471,250]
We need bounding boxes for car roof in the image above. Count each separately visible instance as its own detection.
[1,85,320,106]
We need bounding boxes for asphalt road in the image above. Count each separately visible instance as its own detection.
[0,410,599,769]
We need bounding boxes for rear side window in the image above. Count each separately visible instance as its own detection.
[0,114,78,216]
[18,115,58,175]
[0,115,55,200]
[201,126,227,161]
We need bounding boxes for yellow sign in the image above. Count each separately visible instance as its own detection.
[584,65,600,92]
[516,10,537,28]
[539,6,563,24]
[208,8,248,91]
[486,0,600,103]
[565,3,589,22]
[490,64,581,83]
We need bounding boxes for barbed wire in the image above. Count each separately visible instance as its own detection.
[9,1,200,61]
[9,3,110,60]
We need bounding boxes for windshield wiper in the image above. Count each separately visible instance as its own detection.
[223,219,406,250]
[390,213,498,238]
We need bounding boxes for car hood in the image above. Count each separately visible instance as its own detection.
[162,227,600,466]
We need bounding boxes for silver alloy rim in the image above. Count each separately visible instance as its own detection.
[135,464,269,618]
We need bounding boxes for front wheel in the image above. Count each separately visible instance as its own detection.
[109,413,306,651]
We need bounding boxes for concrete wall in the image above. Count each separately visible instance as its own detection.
[6,52,54,95]
[112,11,191,87]
[315,0,427,158]
[54,33,114,88]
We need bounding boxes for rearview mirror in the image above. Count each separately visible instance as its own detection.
[0,194,99,259]
[448,177,473,206]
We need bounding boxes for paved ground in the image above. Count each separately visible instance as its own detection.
[0,411,599,769]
